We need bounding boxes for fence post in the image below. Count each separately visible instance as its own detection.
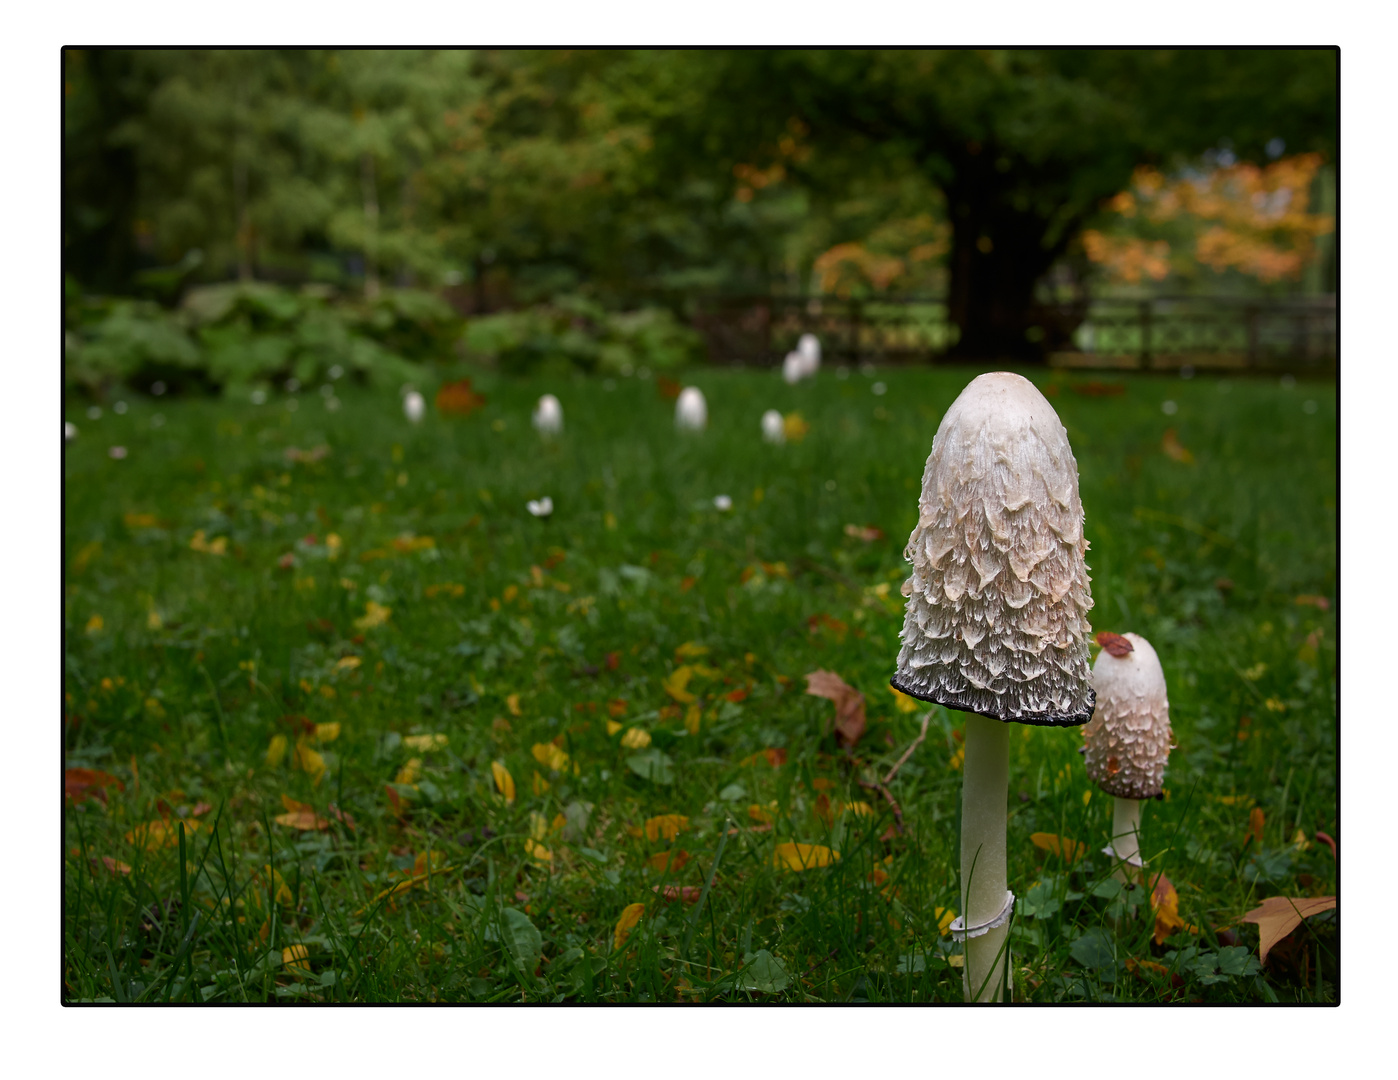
[1139,300,1152,368]
[1245,305,1259,369]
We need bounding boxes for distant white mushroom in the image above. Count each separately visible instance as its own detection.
[533,394,563,436]
[108,446,128,460]
[526,496,554,517]
[65,421,78,441]
[403,390,426,423]
[713,494,733,511]
[782,352,804,385]
[761,409,786,445]
[1083,632,1173,876]
[798,333,821,376]
[675,387,707,431]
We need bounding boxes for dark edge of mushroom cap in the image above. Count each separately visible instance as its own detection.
[890,674,1096,728]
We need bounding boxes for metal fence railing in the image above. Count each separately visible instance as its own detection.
[690,293,1336,373]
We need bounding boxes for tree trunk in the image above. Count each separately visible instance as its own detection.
[941,142,1088,363]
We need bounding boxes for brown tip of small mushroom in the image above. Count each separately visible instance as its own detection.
[1096,631,1134,657]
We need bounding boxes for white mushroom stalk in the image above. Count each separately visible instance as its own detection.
[403,390,425,423]
[675,386,707,431]
[782,351,804,385]
[892,372,1095,1002]
[533,393,563,436]
[1083,632,1172,881]
[761,409,786,444]
[798,333,821,376]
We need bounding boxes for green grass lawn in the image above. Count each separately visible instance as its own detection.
[62,365,1336,1002]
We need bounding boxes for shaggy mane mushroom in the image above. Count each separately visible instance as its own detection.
[891,371,1095,1001]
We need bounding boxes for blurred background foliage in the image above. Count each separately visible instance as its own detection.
[64,48,1335,393]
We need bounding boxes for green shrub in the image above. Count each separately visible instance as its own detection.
[461,297,703,375]
[63,279,453,398]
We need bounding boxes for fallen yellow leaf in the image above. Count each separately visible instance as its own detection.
[282,944,311,974]
[532,771,550,795]
[396,757,422,784]
[266,733,289,767]
[606,719,624,736]
[644,814,689,842]
[890,686,922,713]
[662,666,696,704]
[314,722,341,742]
[506,693,522,717]
[674,641,710,660]
[748,803,777,824]
[524,839,553,863]
[614,902,645,951]
[402,733,447,752]
[532,742,570,771]
[294,742,327,784]
[772,842,839,871]
[353,601,392,631]
[620,727,652,750]
[334,655,362,673]
[492,761,516,803]
[647,850,691,874]
[684,703,702,735]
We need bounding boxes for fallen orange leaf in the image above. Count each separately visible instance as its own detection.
[1161,428,1194,463]
[647,850,691,874]
[1030,832,1088,863]
[1244,806,1266,846]
[1240,895,1336,964]
[282,944,312,975]
[614,902,645,950]
[644,814,689,843]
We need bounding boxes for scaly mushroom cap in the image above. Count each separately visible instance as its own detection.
[891,372,1095,726]
[1083,633,1171,798]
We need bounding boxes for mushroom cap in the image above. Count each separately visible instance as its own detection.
[761,409,786,443]
[675,386,707,429]
[782,352,804,384]
[891,372,1095,726]
[533,394,563,432]
[1083,632,1172,798]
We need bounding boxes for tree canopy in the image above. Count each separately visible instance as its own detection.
[65,48,1336,358]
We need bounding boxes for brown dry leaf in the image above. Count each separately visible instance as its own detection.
[1030,832,1088,864]
[652,884,703,903]
[614,902,645,950]
[643,814,689,843]
[843,523,884,542]
[65,767,125,804]
[1095,631,1134,657]
[1240,895,1336,964]
[1294,594,1330,611]
[805,670,867,749]
[655,376,683,400]
[1161,428,1195,463]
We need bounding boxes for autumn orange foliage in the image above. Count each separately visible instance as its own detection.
[1084,154,1332,285]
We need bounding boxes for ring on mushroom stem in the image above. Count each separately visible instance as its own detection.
[891,372,1095,1003]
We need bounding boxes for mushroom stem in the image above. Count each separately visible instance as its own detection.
[1111,796,1144,881]
[961,713,1010,1002]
